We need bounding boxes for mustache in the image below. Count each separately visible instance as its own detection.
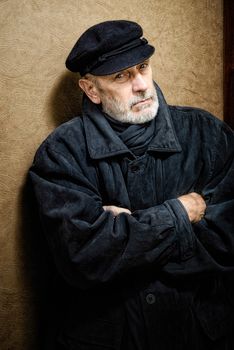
[129,90,156,108]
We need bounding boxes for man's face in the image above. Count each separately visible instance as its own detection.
[94,60,159,124]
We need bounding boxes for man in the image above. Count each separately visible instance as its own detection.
[30,20,234,349]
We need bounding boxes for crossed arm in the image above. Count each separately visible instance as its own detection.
[104,192,206,223]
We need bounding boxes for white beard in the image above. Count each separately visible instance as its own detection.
[101,88,159,124]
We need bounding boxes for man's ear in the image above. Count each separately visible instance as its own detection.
[78,78,101,104]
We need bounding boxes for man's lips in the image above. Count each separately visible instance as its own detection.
[132,97,152,107]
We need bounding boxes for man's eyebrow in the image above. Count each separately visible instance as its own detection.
[114,68,127,75]
[104,69,126,80]
[108,59,151,79]
[139,59,150,64]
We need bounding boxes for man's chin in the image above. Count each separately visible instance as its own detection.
[126,104,159,124]
[127,113,156,124]
[114,110,157,124]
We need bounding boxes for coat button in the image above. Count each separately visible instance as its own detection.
[146,293,156,305]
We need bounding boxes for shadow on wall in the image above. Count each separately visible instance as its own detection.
[19,178,57,349]
[49,71,83,127]
[17,72,85,349]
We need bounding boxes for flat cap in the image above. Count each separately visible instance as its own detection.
[65,20,155,76]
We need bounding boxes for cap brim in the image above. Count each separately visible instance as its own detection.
[90,44,155,76]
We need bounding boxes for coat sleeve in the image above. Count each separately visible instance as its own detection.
[163,122,234,277]
[29,141,193,290]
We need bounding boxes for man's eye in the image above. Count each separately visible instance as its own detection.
[114,72,129,81]
[140,63,148,70]
[115,73,124,79]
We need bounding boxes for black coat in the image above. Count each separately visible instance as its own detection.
[30,85,234,349]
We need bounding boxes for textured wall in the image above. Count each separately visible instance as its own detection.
[0,0,223,349]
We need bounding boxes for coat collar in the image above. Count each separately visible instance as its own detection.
[83,83,182,159]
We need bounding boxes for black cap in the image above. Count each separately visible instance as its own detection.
[65,20,155,76]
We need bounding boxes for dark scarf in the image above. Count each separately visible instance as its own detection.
[104,113,156,157]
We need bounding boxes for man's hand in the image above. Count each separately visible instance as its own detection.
[178,192,206,223]
[103,205,131,217]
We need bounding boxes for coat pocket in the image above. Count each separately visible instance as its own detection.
[58,318,123,350]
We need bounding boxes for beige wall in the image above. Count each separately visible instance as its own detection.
[0,1,223,349]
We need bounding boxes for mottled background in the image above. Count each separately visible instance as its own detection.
[0,0,223,349]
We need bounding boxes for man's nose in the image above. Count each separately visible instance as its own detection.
[132,74,148,92]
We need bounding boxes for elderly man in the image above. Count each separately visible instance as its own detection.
[30,20,234,349]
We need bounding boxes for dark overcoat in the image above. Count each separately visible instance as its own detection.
[30,85,234,349]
